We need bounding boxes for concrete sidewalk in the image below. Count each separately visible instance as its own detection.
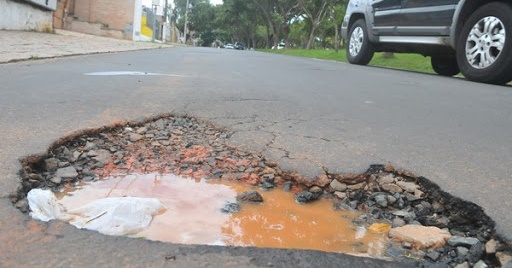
[0,29,172,63]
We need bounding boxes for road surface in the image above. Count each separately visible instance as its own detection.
[0,47,510,265]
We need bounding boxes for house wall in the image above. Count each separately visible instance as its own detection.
[66,0,137,40]
[132,0,144,41]
[0,0,53,31]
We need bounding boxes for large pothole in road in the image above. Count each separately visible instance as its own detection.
[10,115,512,267]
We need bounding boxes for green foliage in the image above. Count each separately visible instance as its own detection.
[175,0,351,50]
[260,49,435,74]
[215,0,261,46]
[289,20,308,48]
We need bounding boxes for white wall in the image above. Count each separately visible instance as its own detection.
[133,0,143,41]
[0,0,53,31]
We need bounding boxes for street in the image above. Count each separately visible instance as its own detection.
[0,47,511,265]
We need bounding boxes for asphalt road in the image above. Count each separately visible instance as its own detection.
[0,47,511,265]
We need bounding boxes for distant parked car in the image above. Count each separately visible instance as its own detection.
[272,40,285,49]
[234,42,245,50]
[224,43,234,49]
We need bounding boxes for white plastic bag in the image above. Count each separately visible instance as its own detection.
[66,197,165,235]
[27,188,66,221]
[27,189,165,236]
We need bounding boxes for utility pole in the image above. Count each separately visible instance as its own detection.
[184,0,189,44]
[152,0,159,42]
[163,0,168,23]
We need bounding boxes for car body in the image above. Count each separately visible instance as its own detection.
[341,0,512,85]
[224,43,234,49]
[234,42,245,50]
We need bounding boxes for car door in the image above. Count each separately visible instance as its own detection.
[372,0,402,35]
[399,0,460,35]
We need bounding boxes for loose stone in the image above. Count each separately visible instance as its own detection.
[309,186,323,194]
[454,262,470,268]
[381,183,403,194]
[54,166,78,181]
[447,236,480,247]
[295,191,321,204]
[282,181,292,192]
[378,174,395,185]
[392,217,406,228]
[347,182,366,190]
[330,179,347,192]
[221,202,240,213]
[496,252,512,267]
[473,260,489,268]
[50,176,62,184]
[485,239,497,254]
[333,191,347,199]
[332,173,366,185]
[396,181,418,193]
[468,242,485,264]
[28,173,43,181]
[389,225,451,250]
[236,191,263,203]
[426,251,440,261]
[129,133,144,142]
[313,174,331,188]
[259,179,274,190]
[457,246,469,257]
[387,195,396,205]
[44,158,59,171]
[374,194,388,208]
[333,201,352,211]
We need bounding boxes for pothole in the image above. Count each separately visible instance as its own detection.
[10,115,512,267]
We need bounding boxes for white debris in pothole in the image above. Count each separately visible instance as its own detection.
[27,188,165,236]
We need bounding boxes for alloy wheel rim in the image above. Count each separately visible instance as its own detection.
[349,27,364,57]
[465,16,506,69]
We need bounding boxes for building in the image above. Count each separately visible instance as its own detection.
[0,0,57,31]
[54,0,143,40]
[54,0,179,42]
[1,0,179,42]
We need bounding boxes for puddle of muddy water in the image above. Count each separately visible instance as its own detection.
[57,173,387,255]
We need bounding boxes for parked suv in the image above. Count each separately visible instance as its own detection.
[341,0,512,85]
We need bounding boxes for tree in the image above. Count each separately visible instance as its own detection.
[217,0,261,48]
[174,0,210,42]
[251,0,280,48]
[329,0,348,52]
[288,19,308,48]
[297,0,333,49]
[188,2,217,45]
[275,0,301,48]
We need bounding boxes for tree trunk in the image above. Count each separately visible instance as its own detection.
[334,22,339,53]
[306,22,319,49]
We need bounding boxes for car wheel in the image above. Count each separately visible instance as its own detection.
[456,2,512,84]
[431,55,460,76]
[346,19,375,65]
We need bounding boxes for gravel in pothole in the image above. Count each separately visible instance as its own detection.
[11,115,512,267]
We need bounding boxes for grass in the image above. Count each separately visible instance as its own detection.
[260,48,435,74]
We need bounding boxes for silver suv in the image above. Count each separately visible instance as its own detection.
[341,0,512,85]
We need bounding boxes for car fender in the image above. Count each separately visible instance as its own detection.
[342,0,377,42]
[449,0,467,48]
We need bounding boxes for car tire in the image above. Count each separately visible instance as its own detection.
[346,19,375,65]
[431,55,460,76]
[456,2,512,84]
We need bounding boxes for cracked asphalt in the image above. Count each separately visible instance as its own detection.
[0,30,511,266]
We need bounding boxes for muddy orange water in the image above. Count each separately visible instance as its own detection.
[57,173,388,256]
